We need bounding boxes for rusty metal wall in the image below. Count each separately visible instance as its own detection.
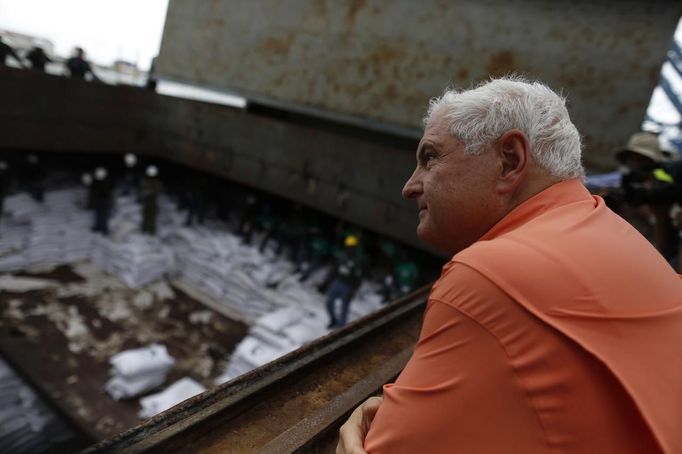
[156,0,682,169]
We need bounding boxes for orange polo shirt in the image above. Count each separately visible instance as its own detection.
[365,179,682,453]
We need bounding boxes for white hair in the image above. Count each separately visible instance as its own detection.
[425,75,584,180]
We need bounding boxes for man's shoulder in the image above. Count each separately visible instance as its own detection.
[430,261,507,309]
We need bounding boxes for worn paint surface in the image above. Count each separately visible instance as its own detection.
[157,0,682,167]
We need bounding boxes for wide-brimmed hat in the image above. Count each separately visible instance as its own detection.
[615,132,671,164]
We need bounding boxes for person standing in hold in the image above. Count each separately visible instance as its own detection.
[0,161,9,217]
[323,234,364,328]
[24,154,45,202]
[121,153,139,196]
[91,167,113,235]
[140,165,161,235]
[81,172,94,210]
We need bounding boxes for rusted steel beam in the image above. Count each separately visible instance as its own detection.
[84,286,430,453]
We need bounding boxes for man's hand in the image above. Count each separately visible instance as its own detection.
[336,395,383,454]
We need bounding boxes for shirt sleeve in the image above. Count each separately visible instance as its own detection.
[364,264,548,454]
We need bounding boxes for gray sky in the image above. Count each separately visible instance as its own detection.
[0,0,168,69]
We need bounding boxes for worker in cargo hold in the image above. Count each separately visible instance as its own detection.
[91,167,112,235]
[81,171,94,210]
[24,154,45,202]
[0,160,9,216]
[381,250,419,303]
[120,153,138,196]
[184,171,207,227]
[324,234,364,328]
[297,224,332,282]
[140,165,161,235]
[337,77,682,454]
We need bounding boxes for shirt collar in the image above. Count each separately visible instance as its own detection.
[478,178,593,242]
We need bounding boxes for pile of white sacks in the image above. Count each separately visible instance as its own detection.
[0,358,74,454]
[105,344,175,401]
[0,190,93,271]
[215,280,384,384]
[0,189,177,287]
[104,344,206,419]
[0,186,390,408]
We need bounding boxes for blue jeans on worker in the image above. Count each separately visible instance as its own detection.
[325,279,354,327]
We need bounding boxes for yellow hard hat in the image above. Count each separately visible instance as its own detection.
[344,235,359,247]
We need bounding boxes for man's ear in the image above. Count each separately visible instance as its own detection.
[495,129,530,193]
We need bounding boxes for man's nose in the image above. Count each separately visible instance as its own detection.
[402,169,422,199]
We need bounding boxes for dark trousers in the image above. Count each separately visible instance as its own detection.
[93,201,110,234]
[142,199,157,234]
[325,279,354,327]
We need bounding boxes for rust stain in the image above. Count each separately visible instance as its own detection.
[648,65,660,84]
[311,0,327,16]
[455,68,469,80]
[346,0,367,25]
[258,33,295,57]
[485,50,516,77]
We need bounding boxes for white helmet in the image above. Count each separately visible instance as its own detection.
[94,167,107,180]
[146,165,158,177]
[81,172,93,186]
[124,153,137,168]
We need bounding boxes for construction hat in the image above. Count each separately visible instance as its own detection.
[124,153,137,168]
[94,167,107,180]
[344,235,359,248]
[615,132,671,164]
[81,172,93,186]
[146,165,158,177]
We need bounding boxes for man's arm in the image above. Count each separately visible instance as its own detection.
[338,264,547,453]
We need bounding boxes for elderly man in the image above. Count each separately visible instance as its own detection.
[337,77,682,453]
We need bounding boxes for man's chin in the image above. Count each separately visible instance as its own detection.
[416,224,435,246]
[416,224,455,254]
